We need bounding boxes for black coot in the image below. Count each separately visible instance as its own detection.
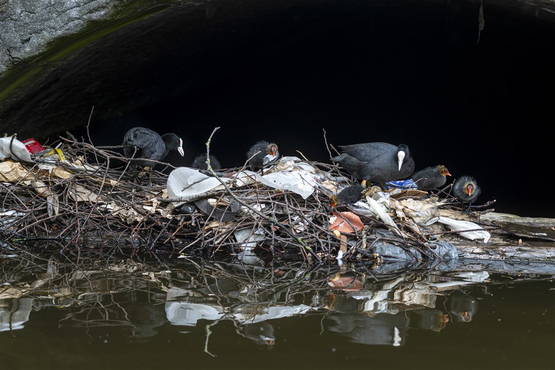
[412,165,452,190]
[331,184,365,207]
[123,127,184,167]
[246,141,279,171]
[331,142,415,186]
[191,154,222,170]
[453,176,481,204]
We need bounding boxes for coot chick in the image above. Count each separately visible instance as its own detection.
[331,184,365,207]
[412,165,452,190]
[123,127,184,167]
[331,142,415,186]
[246,141,279,171]
[191,154,222,171]
[453,176,481,204]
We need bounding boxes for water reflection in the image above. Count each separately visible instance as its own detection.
[0,260,553,370]
[0,298,32,332]
[0,262,496,348]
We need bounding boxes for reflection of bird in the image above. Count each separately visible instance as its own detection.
[332,142,415,186]
[412,165,452,190]
[191,154,221,170]
[246,141,279,171]
[331,184,364,207]
[236,322,275,346]
[408,309,450,332]
[448,293,479,323]
[453,176,481,204]
[325,312,408,346]
[123,127,184,167]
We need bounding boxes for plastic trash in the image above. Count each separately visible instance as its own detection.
[234,228,265,265]
[47,148,66,161]
[386,179,418,189]
[0,209,26,228]
[22,138,46,154]
[428,240,459,262]
[234,228,266,248]
[168,157,333,202]
[425,216,491,243]
[0,137,33,162]
[364,195,402,235]
[167,167,231,201]
[257,157,322,199]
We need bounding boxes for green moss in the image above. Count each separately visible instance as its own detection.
[0,0,177,105]
[0,67,43,102]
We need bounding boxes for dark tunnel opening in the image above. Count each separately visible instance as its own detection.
[8,0,555,216]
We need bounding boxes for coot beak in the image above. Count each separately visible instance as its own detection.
[445,170,452,176]
[397,151,405,171]
[177,138,184,156]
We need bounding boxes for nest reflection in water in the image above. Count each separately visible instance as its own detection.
[3,257,548,351]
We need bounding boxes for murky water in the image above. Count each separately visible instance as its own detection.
[1,263,553,370]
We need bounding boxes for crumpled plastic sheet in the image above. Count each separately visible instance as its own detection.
[373,241,423,264]
[167,156,334,201]
[429,240,459,262]
[256,156,324,199]
[167,167,232,200]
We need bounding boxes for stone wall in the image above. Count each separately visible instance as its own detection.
[0,0,119,74]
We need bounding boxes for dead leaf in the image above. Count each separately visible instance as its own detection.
[0,161,34,182]
[389,189,428,200]
[329,211,364,234]
[68,183,103,203]
[328,273,363,292]
[51,166,73,179]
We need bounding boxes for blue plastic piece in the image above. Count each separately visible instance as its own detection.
[385,179,418,189]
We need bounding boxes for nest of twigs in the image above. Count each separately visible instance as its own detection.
[0,133,484,265]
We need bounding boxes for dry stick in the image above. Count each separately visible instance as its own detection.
[295,150,310,162]
[204,127,321,263]
[85,106,99,165]
[322,128,333,159]
[59,136,177,172]
[75,156,111,250]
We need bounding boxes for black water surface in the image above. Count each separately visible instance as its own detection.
[1,269,553,370]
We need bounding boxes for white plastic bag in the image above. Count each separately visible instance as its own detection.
[0,137,33,163]
[426,216,491,243]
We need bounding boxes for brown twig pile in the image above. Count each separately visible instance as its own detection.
[0,133,486,265]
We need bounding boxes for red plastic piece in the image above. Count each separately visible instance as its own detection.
[22,138,46,154]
